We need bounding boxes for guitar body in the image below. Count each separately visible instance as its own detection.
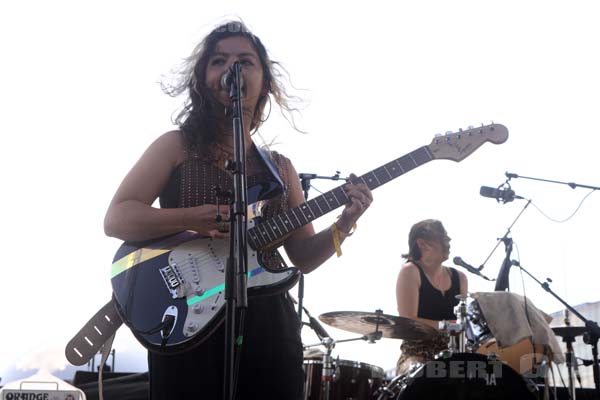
[110,220,300,354]
[110,123,509,353]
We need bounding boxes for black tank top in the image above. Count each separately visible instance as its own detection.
[415,263,460,320]
[149,152,304,400]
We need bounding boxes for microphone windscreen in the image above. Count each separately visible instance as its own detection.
[479,186,497,198]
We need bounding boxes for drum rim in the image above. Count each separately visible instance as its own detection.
[303,358,385,376]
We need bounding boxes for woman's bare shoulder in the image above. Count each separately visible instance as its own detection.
[148,130,187,165]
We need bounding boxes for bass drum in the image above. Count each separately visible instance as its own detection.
[379,353,537,400]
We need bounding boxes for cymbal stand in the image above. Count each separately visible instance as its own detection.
[513,261,600,397]
[302,305,382,400]
[562,332,578,399]
[319,337,335,400]
[303,334,382,400]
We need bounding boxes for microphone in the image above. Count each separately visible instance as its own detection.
[308,316,330,340]
[479,186,524,203]
[220,63,244,91]
[303,306,331,340]
[453,256,494,281]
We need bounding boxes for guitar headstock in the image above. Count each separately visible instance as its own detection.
[428,123,508,162]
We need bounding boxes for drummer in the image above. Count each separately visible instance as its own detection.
[395,219,468,374]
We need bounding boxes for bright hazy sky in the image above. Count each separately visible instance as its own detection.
[1,0,599,383]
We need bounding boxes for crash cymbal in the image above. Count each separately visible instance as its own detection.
[319,310,441,341]
[552,326,588,338]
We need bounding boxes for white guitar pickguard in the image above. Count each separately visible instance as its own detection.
[169,220,296,337]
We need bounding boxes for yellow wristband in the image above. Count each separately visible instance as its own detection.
[335,215,357,237]
[331,223,343,257]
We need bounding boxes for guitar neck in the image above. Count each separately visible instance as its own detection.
[248,145,433,249]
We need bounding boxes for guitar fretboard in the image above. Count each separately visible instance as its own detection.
[247,145,434,249]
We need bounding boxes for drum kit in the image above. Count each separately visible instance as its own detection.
[301,293,584,400]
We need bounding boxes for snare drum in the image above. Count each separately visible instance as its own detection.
[303,359,385,400]
[378,352,537,399]
[466,300,551,376]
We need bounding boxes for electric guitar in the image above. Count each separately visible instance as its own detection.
[110,123,509,353]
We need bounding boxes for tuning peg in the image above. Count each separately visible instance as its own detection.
[444,131,454,144]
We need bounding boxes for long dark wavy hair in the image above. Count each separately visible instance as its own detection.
[402,219,448,261]
[162,20,300,151]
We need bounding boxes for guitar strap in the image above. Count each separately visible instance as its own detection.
[65,145,286,373]
[255,144,285,189]
[65,298,122,400]
[64,297,122,366]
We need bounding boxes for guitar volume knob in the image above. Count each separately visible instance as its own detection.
[186,322,199,333]
[193,303,204,314]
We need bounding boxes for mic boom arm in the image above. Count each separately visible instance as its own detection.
[478,198,532,272]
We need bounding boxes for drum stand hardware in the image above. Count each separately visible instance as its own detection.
[564,333,579,400]
[515,262,600,397]
[303,309,385,400]
[304,334,384,400]
[439,295,471,353]
[439,321,465,353]
[320,337,335,400]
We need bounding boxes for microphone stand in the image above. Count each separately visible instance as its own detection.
[506,172,600,192]
[223,62,248,400]
[513,261,600,397]
[477,198,532,290]
[296,171,347,325]
[504,172,600,393]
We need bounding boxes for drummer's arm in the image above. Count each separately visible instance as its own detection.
[396,264,441,330]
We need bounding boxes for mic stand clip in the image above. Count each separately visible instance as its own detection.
[298,171,347,200]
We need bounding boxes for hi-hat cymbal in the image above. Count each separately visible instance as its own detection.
[319,311,440,341]
[552,326,588,338]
